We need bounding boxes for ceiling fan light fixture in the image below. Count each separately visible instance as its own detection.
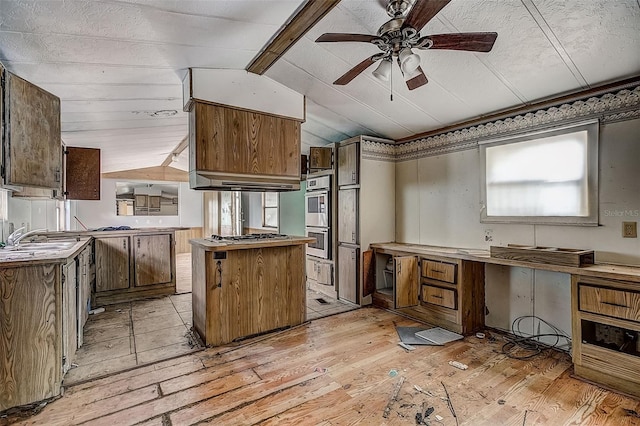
[403,66,421,81]
[372,59,392,81]
[398,48,420,74]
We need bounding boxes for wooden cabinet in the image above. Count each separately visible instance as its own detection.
[338,245,358,304]
[62,258,77,375]
[76,245,93,348]
[372,246,485,335]
[334,136,395,306]
[190,101,301,179]
[338,189,358,244]
[65,147,100,200]
[0,264,61,410]
[94,231,176,305]
[394,256,419,308]
[133,234,172,287]
[306,258,333,286]
[192,244,306,346]
[571,275,640,397]
[309,146,332,171]
[337,142,359,187]
[149,195,161,211]
[95,236,130,292]
[1,65,62,191]
[0,243,90,411]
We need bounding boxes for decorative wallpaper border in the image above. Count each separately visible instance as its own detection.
[361,85,640,162]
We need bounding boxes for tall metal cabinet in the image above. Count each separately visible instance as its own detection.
[336,136,395,305]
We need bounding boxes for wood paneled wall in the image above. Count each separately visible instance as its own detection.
[176,227,204,254]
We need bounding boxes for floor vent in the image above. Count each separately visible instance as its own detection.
[315,298,329,305]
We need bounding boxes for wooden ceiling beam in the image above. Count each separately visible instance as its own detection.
[160,135,189,167]
[246,0,341,75]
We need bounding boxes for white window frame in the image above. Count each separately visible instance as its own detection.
[480,120,599,226]
[262,192,279,229]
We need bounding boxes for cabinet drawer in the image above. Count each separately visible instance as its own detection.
[579,285,640,322]
[422,285,457,309]
[421,260,457,284]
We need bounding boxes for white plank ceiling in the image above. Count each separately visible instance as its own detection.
[0,0,639,173]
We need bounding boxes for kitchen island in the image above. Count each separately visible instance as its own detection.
[190,235,314,346]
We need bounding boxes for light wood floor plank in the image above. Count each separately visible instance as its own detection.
[15,308,640,426]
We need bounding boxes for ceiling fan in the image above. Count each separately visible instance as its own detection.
[315,0,497,90]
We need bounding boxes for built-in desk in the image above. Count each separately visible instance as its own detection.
[370,242,640,398]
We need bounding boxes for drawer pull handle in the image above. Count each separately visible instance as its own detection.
[431,295,443,299]
[431,269,445,273]
[602,301,628,308]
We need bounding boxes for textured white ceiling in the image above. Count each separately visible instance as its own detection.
[0,0,639,172]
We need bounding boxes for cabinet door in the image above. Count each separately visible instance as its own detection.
[394,256,418,308]
[194,102,300,178]
[3,70,62,190]
[338,245,358,304]
[309,147,332,170]
[134,234,172,287]
[62,260,77,374]
[95,237,130,292]
[337,142,359,186]
[338,189,358,244]
[65,147,100,200]
[77,247,92,348]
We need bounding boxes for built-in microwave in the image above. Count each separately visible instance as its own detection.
[305,189,330,227]
[306,227,330,259]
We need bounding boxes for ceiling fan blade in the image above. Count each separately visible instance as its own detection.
[403,0,451,32]
[316,33,379,43]
[334,56,378,85]
[422,32,498,52]
[406,67,428,90]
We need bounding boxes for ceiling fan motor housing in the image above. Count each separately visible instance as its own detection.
[386,0,415,18]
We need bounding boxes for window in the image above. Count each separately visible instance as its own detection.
[262,193,279,228]
[480,121,598,225]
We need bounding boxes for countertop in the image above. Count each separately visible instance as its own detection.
[370,242,640,283]
[190,236,315,252]
[0,237,92,267]
[42,227,184,238]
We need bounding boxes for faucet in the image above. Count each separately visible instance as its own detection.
[6,227,48,247]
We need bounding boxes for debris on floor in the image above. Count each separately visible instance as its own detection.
[383,376,405,419]
[88,307,105,315]
[398,342,416,351]
[448,360,468,370]
[396,326,439,345]
[415,327,464,345]
[389,369,398,377]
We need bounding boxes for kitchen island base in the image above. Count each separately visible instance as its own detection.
[191,237,311,347]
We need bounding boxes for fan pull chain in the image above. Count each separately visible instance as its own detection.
[390,61,393,101]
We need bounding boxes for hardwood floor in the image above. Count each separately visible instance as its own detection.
[9,308,640,425]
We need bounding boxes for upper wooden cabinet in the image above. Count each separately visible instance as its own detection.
[309,146,333,171]
[189,101,301,188]
[337,142,359,187]
[64,147,100,200]
[1,65,62,191]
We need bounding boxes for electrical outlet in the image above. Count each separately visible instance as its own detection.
[623,221,637,238]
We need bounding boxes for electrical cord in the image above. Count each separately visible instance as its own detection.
[501,315,572,360]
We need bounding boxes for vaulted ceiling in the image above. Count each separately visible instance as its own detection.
[1,0,639,173]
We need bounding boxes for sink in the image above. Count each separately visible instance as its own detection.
[4,240,77,252]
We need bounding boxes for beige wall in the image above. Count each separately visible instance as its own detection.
[395,118,640,265]
[394,118,640,336]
